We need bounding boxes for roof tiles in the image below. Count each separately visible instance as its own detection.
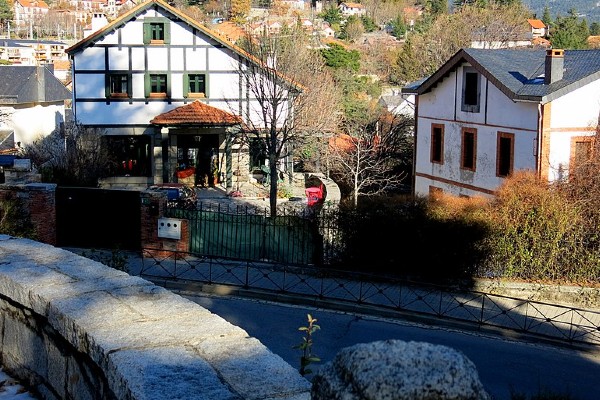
[527,19,546,29]
[150,100,242,126]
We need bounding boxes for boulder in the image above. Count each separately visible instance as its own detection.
[311,339,491,400]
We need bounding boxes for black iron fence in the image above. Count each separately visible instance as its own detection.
[135,248,600,348]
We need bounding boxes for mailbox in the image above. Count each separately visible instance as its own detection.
[158,218,182,240]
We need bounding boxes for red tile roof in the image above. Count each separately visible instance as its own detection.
[212,21,246,44]
[150,100,242,126]
[52,60,71,71]
[532,37,551,47]
[16,0,49,8]
[527,19,546,29]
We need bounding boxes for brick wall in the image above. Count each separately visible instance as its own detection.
[1,185,191,253]
[139,191,190,257]
[0,183,57,245]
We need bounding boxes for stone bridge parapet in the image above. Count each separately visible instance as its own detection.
[0,235,311,400]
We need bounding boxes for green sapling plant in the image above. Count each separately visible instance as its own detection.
[293,313,321,376]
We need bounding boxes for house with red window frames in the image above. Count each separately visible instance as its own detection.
[402,47,600,198]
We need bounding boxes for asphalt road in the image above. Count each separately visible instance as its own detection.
[182,292,600,400]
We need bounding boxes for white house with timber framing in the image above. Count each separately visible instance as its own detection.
[66,0,300,191]
[402,48,600,198]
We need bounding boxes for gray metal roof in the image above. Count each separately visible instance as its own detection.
[0,65,71,104]
[402,48,600,104]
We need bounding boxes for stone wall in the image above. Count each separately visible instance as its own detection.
[0,236,311,400]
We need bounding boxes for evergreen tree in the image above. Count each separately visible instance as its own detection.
[0,0,13,29]
[541,5,552,26]
[320,43,360,72]
[579,18,590,42]
[426,0,447,16]
[389,14,407,39]
[551,9,589,49]
[361,15,378,32]
[591,22,600,36]
[319,6,342,25]
[453,0,487,11]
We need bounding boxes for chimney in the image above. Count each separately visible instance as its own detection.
[37,65,45,102]
[545,48,564,84]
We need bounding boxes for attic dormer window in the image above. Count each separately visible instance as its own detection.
[143,17,171,45]
[461,67,480,113]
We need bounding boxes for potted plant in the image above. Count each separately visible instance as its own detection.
[211,167,219,186]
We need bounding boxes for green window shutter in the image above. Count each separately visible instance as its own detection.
[105,74,110,98]
[163,22,171,44]
[166,73,171,97]
[143,22,151,44]
[183,73,189,98]
[144,73,150,97]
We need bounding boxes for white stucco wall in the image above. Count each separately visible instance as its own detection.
[485,84,538,130]
[550,80,600,129]
[414,64,539,198]
[544,79,600,182]
[1,104,66,146]
[417,71,456,121]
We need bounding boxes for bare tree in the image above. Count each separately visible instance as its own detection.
[20,122,112,187]
[236,28,342,216]
[328,107,413,207]
[392,2,531,83]
[361,0,411,27]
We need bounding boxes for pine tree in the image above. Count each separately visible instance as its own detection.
[0,0,13,27]
[541,5,552,26]
[551,9,589,49]
[426,0,447,16]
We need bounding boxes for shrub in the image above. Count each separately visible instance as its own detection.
[480,171,598,283]
[0,193,35,239]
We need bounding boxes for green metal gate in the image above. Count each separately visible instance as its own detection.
[167,208,322,265]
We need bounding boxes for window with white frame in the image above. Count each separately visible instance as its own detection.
[462,67,481,113]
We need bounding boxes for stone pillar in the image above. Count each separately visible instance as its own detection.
[168,133,178,184]
[139,190,190,258]
[225,126,235,192]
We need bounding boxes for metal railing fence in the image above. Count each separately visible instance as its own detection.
[135,248,600,348]
[167,203,324,265]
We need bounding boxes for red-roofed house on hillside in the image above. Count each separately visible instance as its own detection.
[13,0,49,28]
[527,18,547,38]
[66,0,301,191]
[339,2,365,17]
